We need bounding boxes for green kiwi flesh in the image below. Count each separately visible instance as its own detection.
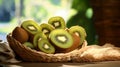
[33,32,47,48]
[40,23,54,37]
[49,29,73,49]
[21,20,41,35]
[58,34,81,53]
[69,26,86,45]
[48,16,66,29]
[38,39,55,54]
[23,42,34,49]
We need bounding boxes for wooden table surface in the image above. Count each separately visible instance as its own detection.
[1,61,120,67]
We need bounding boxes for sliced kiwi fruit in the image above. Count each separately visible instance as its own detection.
[33,32,47,48]
[23,42,34,49]
[48,16,66,29]
[58,34,80,53]
[38,39,55,54]
[12,27,29,44]
[69,25,86,45]
[49,29,73,49]
[40,23,54,37]
[21,20,42,35]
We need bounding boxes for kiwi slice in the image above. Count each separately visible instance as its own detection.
[12,27,29,44]
[40,23,54,37]
[49,29,73,49]
[58,34,80,53]
[33,32,47,48]
[23,42,34,49]
[21,20,41,35]
[69,26,86,45]
[38,39,55,54]
[48,16,66,29]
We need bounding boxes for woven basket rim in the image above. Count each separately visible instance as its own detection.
[7,34,87,62]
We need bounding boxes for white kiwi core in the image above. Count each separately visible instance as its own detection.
[57,36,67,43]
[28,25,36,31]
[43,44,50,49]
[54,22,59,27]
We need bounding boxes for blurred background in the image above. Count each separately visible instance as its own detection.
[0,0,120,46]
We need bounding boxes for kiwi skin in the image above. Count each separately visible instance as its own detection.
[12,27,29,44]
[55,34,80,53]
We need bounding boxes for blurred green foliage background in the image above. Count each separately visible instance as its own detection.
[0,0,97,45]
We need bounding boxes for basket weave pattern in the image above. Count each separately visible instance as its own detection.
[7,34,87,62]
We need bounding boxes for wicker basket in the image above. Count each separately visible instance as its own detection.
[7,34,87,62]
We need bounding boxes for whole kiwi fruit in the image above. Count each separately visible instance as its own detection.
[12,27,29,44]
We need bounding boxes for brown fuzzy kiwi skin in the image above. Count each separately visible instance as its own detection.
[28,34,34,43]
[55,34,80,53]
[24,31,44,46]
[27,32,41,45]
[12,27,29,44]
[21,29,41,44]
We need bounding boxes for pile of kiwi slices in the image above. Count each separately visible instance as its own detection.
[12,16,86,54]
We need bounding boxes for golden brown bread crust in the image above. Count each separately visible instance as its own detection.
[7,34,120,62]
